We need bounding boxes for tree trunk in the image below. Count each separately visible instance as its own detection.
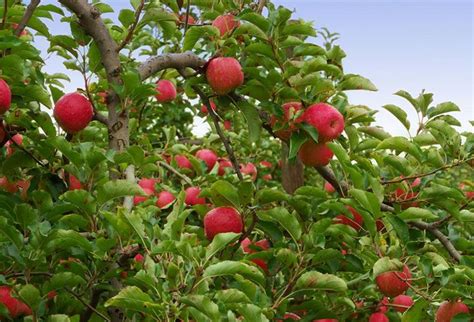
[281,142,304,194]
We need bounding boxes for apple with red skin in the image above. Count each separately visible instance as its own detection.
[0,176,18,193]
[175,155,193,170]
[302,103,345,142]
[369,313,389,322]
[195,149,218,171]
[270,101,304,140]
[68,174,83,191]
[134,253,144,263]
[240,162,257,181]
[212,14,240,36]
[206,57,244,95]
[201,100,217,114]
[392,294,414,313]
[156,191,176,208]
[133,187,154,205]
[0,286,32,318]
[185,187,206,206]
[218,158,233,176]
[178,13,196,25]
[138,178,159,193]
[375,264,412,297]
[377,297,389,313]
[203,207,243,240]
[298,141,334,167]
[262,174,272,181]
[155,80,177,103]
[11,23,28,37]
[241,238,270,271]
[334,206,363,231]
[435,301,470,322]
[324,182,335,193]
[54,93,93,133]
[47,290,57,300]
[260,161,272,168]
[5,133,23,157]
[223,120,232,130]
[0,79,11,114]
[16,179,30,200]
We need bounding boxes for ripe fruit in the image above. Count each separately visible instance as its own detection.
[195,149,218,171]
[240,163,257,181]
[241,238,270,271]
[201,100,217,114]
[175,155,193,170]
[377,297,389,313]
[223,120,232,130]
[0,176,18,193]
[47,290,57,300]
[138,178,159,192]
[179,13,196,25]
[262,174,272,181]
[68,174,83,191]
[5,134,23,157]
[324,181,335,193]
[206,57,244,95]
[134,253,144,263]
[270,101,304,140]
[334,206,364,231]
[298,140,334,167]
[212,14,240,36]
[302,103,344,142]
[218,158,233,176]
[375,264,411,297]
[0,286,31,318]
[203,207,243,240]
[392,295,414,313]
[156,191,176,209]
[260,161,272,168]
[0,79,12,114]
[185,187,206,206]
[376,219,385,232]
[155,80,177,103]
[369,313,389,322]
[54,93,93,133]
[133,187,154,205]
[435,301,470,322]
[97,91,107,104]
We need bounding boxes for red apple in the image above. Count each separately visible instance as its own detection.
[375,265,411,297]
[134,253,144,263]
[377,297,389,313]
[302,103,344,142]
[298,140,334,167]
[203,206,243,240]
[223,120,232,130]
[218,158,233,176]
[206,57,244,95]
[68,174,83,191]
[156,191,176,209]
[0,286,31,318]
[175,155,193,170]
[133,187,154,205]
[185,187,206,206]
[376,219,385,232]
[0,79,11,114]
[179,13,196,25]
[270,101,304,140]
[212,14,240,36]
[262,174,272,181]
[260,161,272,168]
[334,206,363,231]
[97,91,107,104]
[195,149,218,171]
[435,301,470,322]
[240,162,257,181]
[369,313,389,322]
[324,181,335,193]
[138,178,159,193]
[5,134,23,157]
[0,176,18,193]
[155,80,177,103]
[54,93,93,133]
[241,238,270,271]
[392,294,414,313]
[16,179,30,200]
[201,100,217,114]
[47,290,57,300]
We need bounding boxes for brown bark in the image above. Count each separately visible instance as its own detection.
[281,142,304,194]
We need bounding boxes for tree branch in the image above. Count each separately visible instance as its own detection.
[65,288,110,322]
[158,161,193,186]
[138,52,206,80]
[15,0,41,37]
[117,0,145,51]
[80,288,105,322]
[93,112,108,125]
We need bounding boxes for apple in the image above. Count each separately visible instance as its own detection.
[155,80,177,103]
[260,161,272,168]
[334,206,363,231]
[134,253,144,263]
[185,187,206,205]
[369,313,389,322]
[377,297,389,313]
[133,187,154,205]
[54,93,93,133]
[97,91,107,104]
[302,103,344,142]
[0,176,18,193]
[324,181,335,193]
[0,286,31,318]
[240,162,257,181]
[262,174,272,181]
[201,100,217,114]
[138,178,159,192]
[5,133,23,157]
[223,120,232,130]
[298,140,333,167]
[47,290,57,300]
[178,13,196,25]
[212,14,240,36]
[0,78,11,114]
[375,264,411,297]
[392,294,414,313]
[203,206,243,240]
[174,155,193,170]
[241,238,270,271]
[68,174,83,191]
[270,101,304,140]
[376,219,385,232]
[435,300,470,322]
[11,23,28,37]
[156,191,176,209]
[218,158,233,176]
[195,149,218,171]
[206,57,244,95]
[16,179,30,200]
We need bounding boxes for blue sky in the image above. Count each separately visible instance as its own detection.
[37,0,473,136]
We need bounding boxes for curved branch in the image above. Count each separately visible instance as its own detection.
[138,52,206,80]
[15,0,41,37]
[117,0,145,51]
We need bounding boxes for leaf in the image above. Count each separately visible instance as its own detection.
[239,12,269,32]
[50,272,86,290]
[349,189,381,219]
[294,186,326,199]
[12,84,52,108]
[215,289,251,304]
[377,137,422,162]
[203,261,265,286]
[394,90,419,112]
[282,21,316,37]
[97,180,145,205]
[257,207,301,242]
[209,180,240,208]
[205,232,240,261]
[0,217,23,250]
[180,295,219,321]
[402,298,429,322]
[399,208,438,221]
[237,100,262,143]
[383,104,410,130]
[256,189,289,204]
[119,9,135,28]
[183,25,220,51]
[245,43,274,58]
[385,214,410,244]
[47,229,93,252]
[105,286,162,314]
[288,131,308,161]
[421,183,465,201]
[18,284,41,310]
[234,23,268,39]
[294,271,347,292]
[294,44,326,57]
[373,257,404,276]
[358,126,391,140]
[339,74,377,91]
[427,101,460,118]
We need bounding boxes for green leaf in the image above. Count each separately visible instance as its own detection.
[427,101,460,118]
[47,229,92,252]
[257,207,301,242]
[245,43,274,58]
[0,217,23,250]
[402,299,429,322]
[47,315,71,322]
[203,261,265,286]
[383,104,410,130]
[18,284,41,310]
[349,189,381,219]
[294,186,326,199]
[256,188,289,204]
[238,100,262,143]
[358,126,391,140]
[234,23,268,39]
[282,21,316,37]
[209,180,240,208]
[394,90,419,112]
[183,25,220,51]
[294,44,326,57]
[239,12,269,33]
[12,84,52,108]
[288,132,308,161]
[421,183,465,201]
[205,232,240,261]
[377,136,422,162]
[50,272,86,290]
[181,295,220,321]
[97,180,145,205]
[399,207,438,221]
[119,9,135,28]
[339,74,377,91]
[294,271,347,292]
[215,289,251,304]
[385,214,409,244]
[373,257,404,276]
[105,286,162,314]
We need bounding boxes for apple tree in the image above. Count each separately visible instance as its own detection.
[0,0,473,321]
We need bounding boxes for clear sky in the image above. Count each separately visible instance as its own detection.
[37,0,473,137]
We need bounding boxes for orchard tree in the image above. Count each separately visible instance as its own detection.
[0,0,473,321]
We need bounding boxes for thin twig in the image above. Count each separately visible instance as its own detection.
[6,131,47,168]
[1,0,8,30]
[65,288,111,322]
[158,161,193,185]
[117,0,145,51]
[15,0,41,37]
[184,0,191,35]
[256,0,266,14]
